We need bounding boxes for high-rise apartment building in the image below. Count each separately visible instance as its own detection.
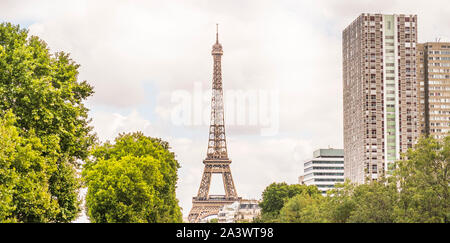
[417,42,450,139]
[343,14,418,183]
[303,148,344,195]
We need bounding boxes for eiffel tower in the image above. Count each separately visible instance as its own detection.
[188,25,240,223]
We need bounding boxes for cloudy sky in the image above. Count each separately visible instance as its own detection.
[2,0,450,221]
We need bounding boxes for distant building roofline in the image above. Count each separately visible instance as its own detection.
[313,148,344,158]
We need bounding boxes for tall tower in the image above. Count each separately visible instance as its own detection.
[343,14,418,183]
[188,25,240,223]
[417,42,450,139]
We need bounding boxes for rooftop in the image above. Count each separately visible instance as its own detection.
[313,148,344,158]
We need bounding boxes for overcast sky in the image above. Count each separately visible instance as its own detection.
[2,0,450,222]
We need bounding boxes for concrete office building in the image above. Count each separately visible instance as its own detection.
[417,42,450,139]
[303,148,344,195]
[343,13,418,183]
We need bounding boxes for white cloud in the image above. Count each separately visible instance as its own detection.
[90,109,157,143]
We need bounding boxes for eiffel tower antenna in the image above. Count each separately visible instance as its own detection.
[188,25,240,223]
[216,23,219,43]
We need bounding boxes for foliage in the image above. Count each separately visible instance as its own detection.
[208,218,219,223]
[0,23,95,161]
[279,193,328,223]
[322,181,356,223]
[393,136,449,223]
[0,22,94,222]
[319,179,397,223]
[259,182,321,219]
[259,136,449,223]
[346,179,397,223]
[0,112,61,222]
[83,132,182,223]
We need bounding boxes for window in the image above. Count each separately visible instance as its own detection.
[310,160,344,165]
[311,166,344,170]
[314,178,344,182]
[313,172,344,176]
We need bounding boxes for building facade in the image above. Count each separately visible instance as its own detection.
[217,200,261,223]
[303,149,344,195]
[417,42,450,139]
[343,14,418,183]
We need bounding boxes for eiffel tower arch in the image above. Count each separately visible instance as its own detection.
[188,25,241,223]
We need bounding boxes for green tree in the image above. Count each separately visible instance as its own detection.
[322,180,356,223]
[0,112,61,222]
[347,179,397,223]
[258,182,320,221]
[279,193,328,223]
[83,132,182,223]
[0,22,95,222]
[393,136,450,223]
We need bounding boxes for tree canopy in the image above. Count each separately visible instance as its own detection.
[279,193,327,223]
[83,132,182,223]
[0,112,63,222]
[257,182,321,221]
[393,136,449,222]
[259,135,449,223]
[0,22,95,222]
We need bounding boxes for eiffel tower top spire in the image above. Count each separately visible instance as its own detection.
[207,24,227,160]
[216,23,219,43]
[212,24,223,56]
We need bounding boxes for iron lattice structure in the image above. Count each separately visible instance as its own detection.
[188,25,240,223]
